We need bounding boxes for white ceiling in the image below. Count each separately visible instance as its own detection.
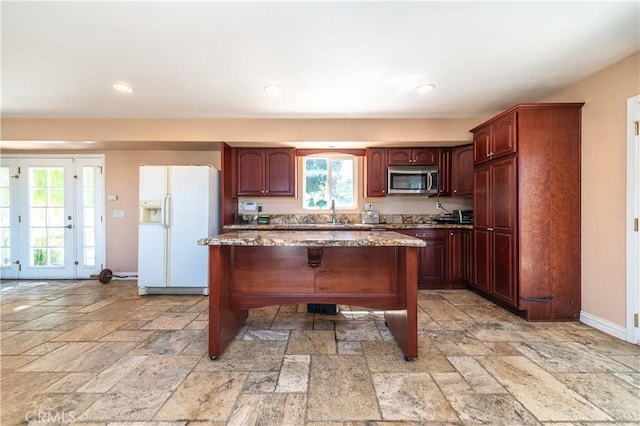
[1,1,638,120]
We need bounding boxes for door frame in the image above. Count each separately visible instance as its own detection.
[1,153,106,279]
[626,95,640,344]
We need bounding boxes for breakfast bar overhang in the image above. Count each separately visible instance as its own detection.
[199,230,426,361]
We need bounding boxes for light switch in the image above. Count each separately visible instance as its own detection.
[107,194,118,201]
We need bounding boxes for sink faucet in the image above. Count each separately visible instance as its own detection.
[331,199,337,224]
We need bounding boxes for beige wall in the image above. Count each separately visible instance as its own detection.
[1,118,480,145]
[542,52,639,326]
[105,150,220,272]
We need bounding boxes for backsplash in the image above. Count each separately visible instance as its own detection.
[237,195,472,216]
[236,213,444,225]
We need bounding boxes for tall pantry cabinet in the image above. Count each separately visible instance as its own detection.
[470,103,584,321]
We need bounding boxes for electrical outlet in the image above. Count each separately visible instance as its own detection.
[113,209,125,218]
[435,202,442,209]
[364,203,373,211]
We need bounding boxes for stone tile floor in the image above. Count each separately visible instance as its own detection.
[0,279,638,425]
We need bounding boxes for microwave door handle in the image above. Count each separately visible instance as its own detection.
[427,173,433,191]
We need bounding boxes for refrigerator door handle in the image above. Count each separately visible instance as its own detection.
[162,195,171,228]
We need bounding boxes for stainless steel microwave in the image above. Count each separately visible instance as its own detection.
[387,165,439,195]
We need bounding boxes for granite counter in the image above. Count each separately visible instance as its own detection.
[199,230,427,247]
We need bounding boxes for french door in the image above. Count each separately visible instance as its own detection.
[0,155,105,280]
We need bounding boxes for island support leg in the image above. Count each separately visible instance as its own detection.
[209,246,248,360]
[384,246,418,360]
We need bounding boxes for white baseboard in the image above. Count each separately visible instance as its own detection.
[580,310,627,341]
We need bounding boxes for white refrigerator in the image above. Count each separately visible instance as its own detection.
[137,165,220,295]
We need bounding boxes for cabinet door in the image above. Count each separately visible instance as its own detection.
[472,229,491,292]
[492,230,516,305]
[416,230,447,283]
[473,164,491,229]
[412,148,438,165]
[451,144,474,196]
[491,114,517,159]
[437,148,451,196]
[491,156,517,233]
[265,148,295,196]
[463,230,472,282]
[447,230,465,282]
[365,148,387,197]
[236,149,265,196]
[473,127,491,163]
[387,148,413,165]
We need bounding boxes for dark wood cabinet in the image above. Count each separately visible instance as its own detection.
[473,113,517,164]
[388,148,438,165]
[365,145,474,198]
[471,157,517,306]
[365,148,387,197]
[470,103,583,321]
[437,148,451,196]
[451,144,474,196]
[399,228,471,289]
[448,229,471,283]
[236,148,295,197]
[417,230,447,283]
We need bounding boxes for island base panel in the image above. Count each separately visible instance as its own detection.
[208,245,248,359]
[208,245,418,360]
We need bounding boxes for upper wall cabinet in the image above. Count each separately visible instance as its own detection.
[365,148,387,197]
[236,148,295,196]
[388,148,438,165]
[451,144,474,196]
[473,113,517,164]
[365,146,473,198]
[437,148,451,196]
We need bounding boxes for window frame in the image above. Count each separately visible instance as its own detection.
[301,154,358,211]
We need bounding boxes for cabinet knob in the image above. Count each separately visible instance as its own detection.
[487,227,494,231]
[453,189,457,193]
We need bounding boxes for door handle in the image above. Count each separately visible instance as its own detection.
[162,195,171,228]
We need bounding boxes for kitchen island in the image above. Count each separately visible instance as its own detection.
[199,230,426,361]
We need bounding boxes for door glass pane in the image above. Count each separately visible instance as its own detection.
[0,167,10,266]
[28,167,65,267]
[82,166,96,267]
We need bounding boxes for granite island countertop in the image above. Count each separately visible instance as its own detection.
[198,230,427,247]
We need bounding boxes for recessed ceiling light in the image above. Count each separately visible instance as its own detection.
[264,84,282,95]
[113,82,134,93]
[416,83,436,94]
